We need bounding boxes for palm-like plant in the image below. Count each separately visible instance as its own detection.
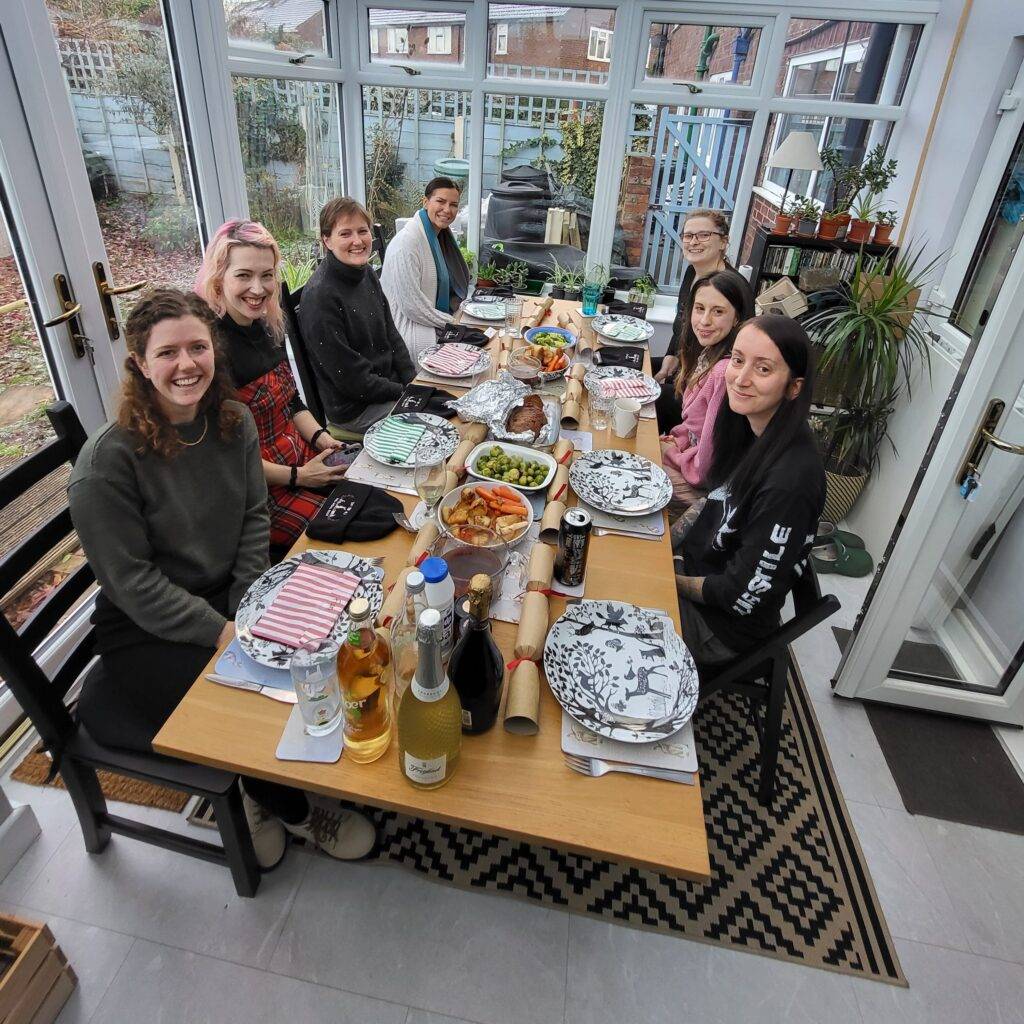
[804,242,944,474]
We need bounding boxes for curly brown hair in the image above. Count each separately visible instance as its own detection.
[118,288,242,458]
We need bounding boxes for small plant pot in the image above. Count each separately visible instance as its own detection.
[523,278,545,296]
[817,217,841,241]
[600,287,616,305]
[549,285,565,300]
[823,467,869,523]
[477,277,496,289]
[772,213,795,235]
[873,223,893,246]
[846,219,873,244]
[795,217,818,236]
[564,288,582,301]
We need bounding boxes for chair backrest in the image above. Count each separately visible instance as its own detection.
[280,281,326,425]
[372,223,387,265]
[0,403,95,754]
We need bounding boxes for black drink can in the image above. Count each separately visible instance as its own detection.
[555,508,592,588]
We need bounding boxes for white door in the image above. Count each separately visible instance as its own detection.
[834,97,1024,725]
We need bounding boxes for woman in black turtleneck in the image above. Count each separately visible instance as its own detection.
[299,197,416,433]
[196,219,347,550]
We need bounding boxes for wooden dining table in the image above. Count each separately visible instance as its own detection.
[154,297,710,880]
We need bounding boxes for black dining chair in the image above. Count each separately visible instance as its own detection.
[372,222,387,265]
[280,281,326,426]
[696,564,840,806]
[0,402,260,897]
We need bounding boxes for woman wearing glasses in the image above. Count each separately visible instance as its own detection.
[654,209,733,431]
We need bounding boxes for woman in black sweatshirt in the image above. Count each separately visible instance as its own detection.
[675,315,826,666]
[299,197,416,433]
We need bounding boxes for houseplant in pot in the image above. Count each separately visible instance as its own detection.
[790,196,819,236]
[773,196,796,235]
[803,243,941,521]
[846,191,881,244]
[562,267,583,302]
[476,260,500,288]
[818,148,862,240]
[861,146,898,203]
[548,258,570,299]
[495,259,530,293]
[627,274,657,308]
[874,209,897,246]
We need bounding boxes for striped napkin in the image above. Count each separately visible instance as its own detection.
[368,417,426,463]
[599,376,652,399]
[250,563,360,648]
[422,345,482,375]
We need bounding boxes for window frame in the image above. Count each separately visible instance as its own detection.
[588,26,613,63]
[493,21,508,56]
[427,24,453,54]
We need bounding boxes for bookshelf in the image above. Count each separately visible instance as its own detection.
[747,225,898,298]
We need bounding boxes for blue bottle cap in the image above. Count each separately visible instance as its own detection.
[419,556,449,584]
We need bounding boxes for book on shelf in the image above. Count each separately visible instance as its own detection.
[762,243,888,282]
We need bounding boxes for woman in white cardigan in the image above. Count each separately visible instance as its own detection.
[381,177,471,363]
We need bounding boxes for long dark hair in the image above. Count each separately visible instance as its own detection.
[674,270,754,398]
[706,315,817,503]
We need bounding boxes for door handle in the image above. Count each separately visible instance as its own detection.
[93,262,148,340]
[42,274,90,360]
[980,429,1024,456]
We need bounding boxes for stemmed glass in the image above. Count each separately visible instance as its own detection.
[414,450,448,523]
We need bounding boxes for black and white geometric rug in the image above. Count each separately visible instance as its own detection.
[357,663,904,985]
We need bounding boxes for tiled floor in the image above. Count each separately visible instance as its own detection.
[3,573,1024,1024]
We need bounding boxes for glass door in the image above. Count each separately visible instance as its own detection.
[834,114,1024,725]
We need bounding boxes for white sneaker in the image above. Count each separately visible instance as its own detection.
[283,796,377,860]
[241,793,287,870]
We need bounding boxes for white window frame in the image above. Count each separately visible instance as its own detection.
[387,26,409,53]
[427,24,452,54]
[588,26,613,63]
[493,21,507,56]
[369,26,379,53]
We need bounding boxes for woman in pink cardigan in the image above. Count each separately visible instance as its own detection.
[660,270,754,514]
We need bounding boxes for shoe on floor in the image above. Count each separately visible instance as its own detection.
[814,521,865,550]
[811,537,874,578]
[284,796,377,860]
[242,793,287,870]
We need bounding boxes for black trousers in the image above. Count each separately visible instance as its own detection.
[80,611,309,824]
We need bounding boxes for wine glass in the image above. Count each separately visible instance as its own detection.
[414,450,448,522]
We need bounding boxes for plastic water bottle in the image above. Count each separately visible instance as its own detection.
[420,556,455,659]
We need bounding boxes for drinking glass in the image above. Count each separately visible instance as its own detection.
[581,283,601,317]
[290,639,343,736]
[415,451,448,519]
[431,527,510,598]
[587,385,614,431]
[504,297,524,338]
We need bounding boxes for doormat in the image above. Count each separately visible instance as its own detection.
[11,748,188,813]
[833,626,963,682]
[863,702,1024,835]
[188,665,902,983]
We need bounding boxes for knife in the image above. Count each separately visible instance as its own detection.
[207,674,297,703]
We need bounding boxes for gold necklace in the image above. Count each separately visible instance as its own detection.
[178,414,208,447]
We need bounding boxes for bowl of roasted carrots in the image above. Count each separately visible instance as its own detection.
[437,483,534,546]
[512,344,570,383]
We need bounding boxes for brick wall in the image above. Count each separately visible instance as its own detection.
[619,155,654,267]
[739,193,781,265]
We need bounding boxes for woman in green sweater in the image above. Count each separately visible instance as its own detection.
[69,288,375,868]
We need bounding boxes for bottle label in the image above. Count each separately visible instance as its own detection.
[343,689,379,721]
[461,708,472,729]
[411,675,449,703]
[404,751,447,785]
[439,606,454,650]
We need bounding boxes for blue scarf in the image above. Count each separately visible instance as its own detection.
[419,208,450,314]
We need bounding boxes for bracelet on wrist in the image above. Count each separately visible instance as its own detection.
[309,427,327,448]
[289,465,299,490]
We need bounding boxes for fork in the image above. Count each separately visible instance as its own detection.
[564,754,689,783]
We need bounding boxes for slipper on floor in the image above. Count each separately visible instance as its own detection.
[811,537,874,578]
[814,521,865,550]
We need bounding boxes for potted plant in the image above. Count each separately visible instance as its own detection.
[860,146,898,199]
[874,209,898,246]
[477,260,500,288]
[627,275,657,307]
[803,243,941,520]
[548,258,570,299]
[790,196,819,236]
[494,259,529,293]
[846,191,881,244]
[773,196,796,235]
[819,148,862,239]
[562,267,584,301]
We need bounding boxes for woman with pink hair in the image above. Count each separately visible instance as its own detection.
[196,219,346,551]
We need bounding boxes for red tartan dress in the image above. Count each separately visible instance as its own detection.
[236,362,325,547]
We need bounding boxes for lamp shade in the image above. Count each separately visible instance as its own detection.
[768,131,824,172]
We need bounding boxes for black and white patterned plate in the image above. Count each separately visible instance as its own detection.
[544,601,699,743]
[363,413,460,468]
[583,366,660,405]
[568,449,671,516]
[591,314,654,343]
[418,343,492,379]
[235,551,385,668]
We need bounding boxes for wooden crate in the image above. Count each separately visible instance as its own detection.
[0,914,75,1024]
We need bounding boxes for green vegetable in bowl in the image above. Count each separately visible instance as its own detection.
[475,447,549,486]
[530,331,567,348]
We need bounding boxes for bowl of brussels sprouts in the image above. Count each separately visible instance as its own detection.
[466,441,557,492]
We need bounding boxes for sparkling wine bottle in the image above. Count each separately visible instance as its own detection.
[397,608,462,788]
[448,574,504,734]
